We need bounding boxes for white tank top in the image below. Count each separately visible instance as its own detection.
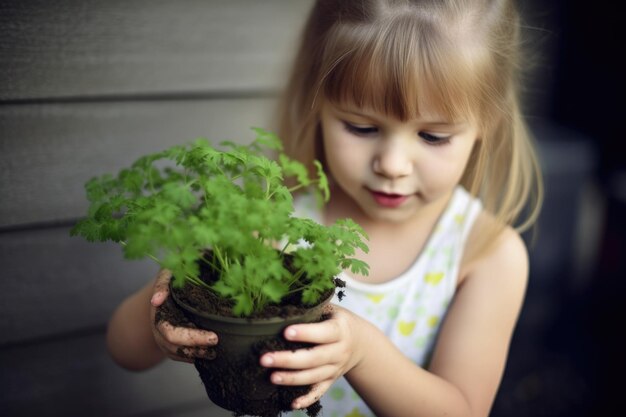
[291,186,482,417]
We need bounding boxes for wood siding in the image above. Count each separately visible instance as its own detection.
[0,0,310,100]
[0,1,313,415]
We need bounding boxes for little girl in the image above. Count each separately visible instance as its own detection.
[107,0,543,416]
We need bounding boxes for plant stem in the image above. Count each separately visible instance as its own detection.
[185,274,211,289]
[119,241,160,264]
[287,180,318,194]
[119,241,211,289]
[285,268,305,289]
[200,252,219,271]
[212,246,228,273]
[279,240,291,256]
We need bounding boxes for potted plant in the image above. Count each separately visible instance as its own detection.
[70,128,369,417]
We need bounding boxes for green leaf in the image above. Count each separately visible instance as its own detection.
[343,258,370,276]
[261,279,288,303]
[70,218,104,242]
[301,285,326,305]
[279,154,311,187]
[70,127,370,317]
[161,182,196,209]
[313,160,330,202]
[251,127,283,151]
[212,281,236,298]
[232,293,254,317]
[119,168,144,195]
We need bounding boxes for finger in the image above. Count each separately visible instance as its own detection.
[153,329,216,362]
[323,302,335,316]
[158,321,218,346]
[292,379,334,410]
[168,351,195,363]
[270,364,337,386]
[260,343,339,370]
[151,331,193,362]
[151,269,172,306]
[283,319,342,345]
[177,346,217,361]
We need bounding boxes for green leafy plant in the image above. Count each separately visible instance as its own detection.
[71,128,369,316]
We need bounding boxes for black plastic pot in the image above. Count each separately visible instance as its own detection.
[170,284,331,415]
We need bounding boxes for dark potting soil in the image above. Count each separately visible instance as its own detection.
[154,258,344,417]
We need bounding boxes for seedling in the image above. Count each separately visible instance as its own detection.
[71,128,369,316]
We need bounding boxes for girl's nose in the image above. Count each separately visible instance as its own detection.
[372,140,413,179]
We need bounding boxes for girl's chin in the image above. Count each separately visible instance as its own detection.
[360,202,419,223]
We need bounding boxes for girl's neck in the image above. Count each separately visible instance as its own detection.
[322,184,454,284]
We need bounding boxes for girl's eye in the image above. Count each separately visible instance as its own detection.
[343,122,378,136]
[419,131,451,146]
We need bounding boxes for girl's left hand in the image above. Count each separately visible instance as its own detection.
[259,305,365,410]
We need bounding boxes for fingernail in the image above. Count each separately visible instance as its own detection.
[272,374,283,383]
[150,293,161,305]
[285,328,297,339]
[261,355,274,366]
[207,334,218,344]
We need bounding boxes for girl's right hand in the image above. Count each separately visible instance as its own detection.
[149,269,219,363]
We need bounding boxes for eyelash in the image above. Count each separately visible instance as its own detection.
[342,122,452,146]
[343,123,378,136]
[419,132,452,146]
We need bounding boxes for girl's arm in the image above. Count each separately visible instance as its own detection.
[260,227,528,417]
[106,269,218,371]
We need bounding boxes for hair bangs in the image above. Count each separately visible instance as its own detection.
[319,14,478,124]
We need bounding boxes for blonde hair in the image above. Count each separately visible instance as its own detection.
[275,0,543,249]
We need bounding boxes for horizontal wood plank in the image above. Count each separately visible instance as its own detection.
[0,226,159,345]
[0,0,313,101]
[0,331,233,417]
[0,97,276,228]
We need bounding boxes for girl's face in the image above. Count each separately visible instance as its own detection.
[320,102,478,224]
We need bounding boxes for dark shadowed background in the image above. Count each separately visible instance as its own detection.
[1,1,623,416]
[494,1,624,416]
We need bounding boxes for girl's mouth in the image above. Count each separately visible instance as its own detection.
[368,190,410,208]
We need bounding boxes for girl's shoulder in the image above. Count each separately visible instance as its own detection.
[459,210,529,291]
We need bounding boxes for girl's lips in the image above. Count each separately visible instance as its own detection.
[368,190,410,208]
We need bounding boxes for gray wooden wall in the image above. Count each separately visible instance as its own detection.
[0,1,313,416]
